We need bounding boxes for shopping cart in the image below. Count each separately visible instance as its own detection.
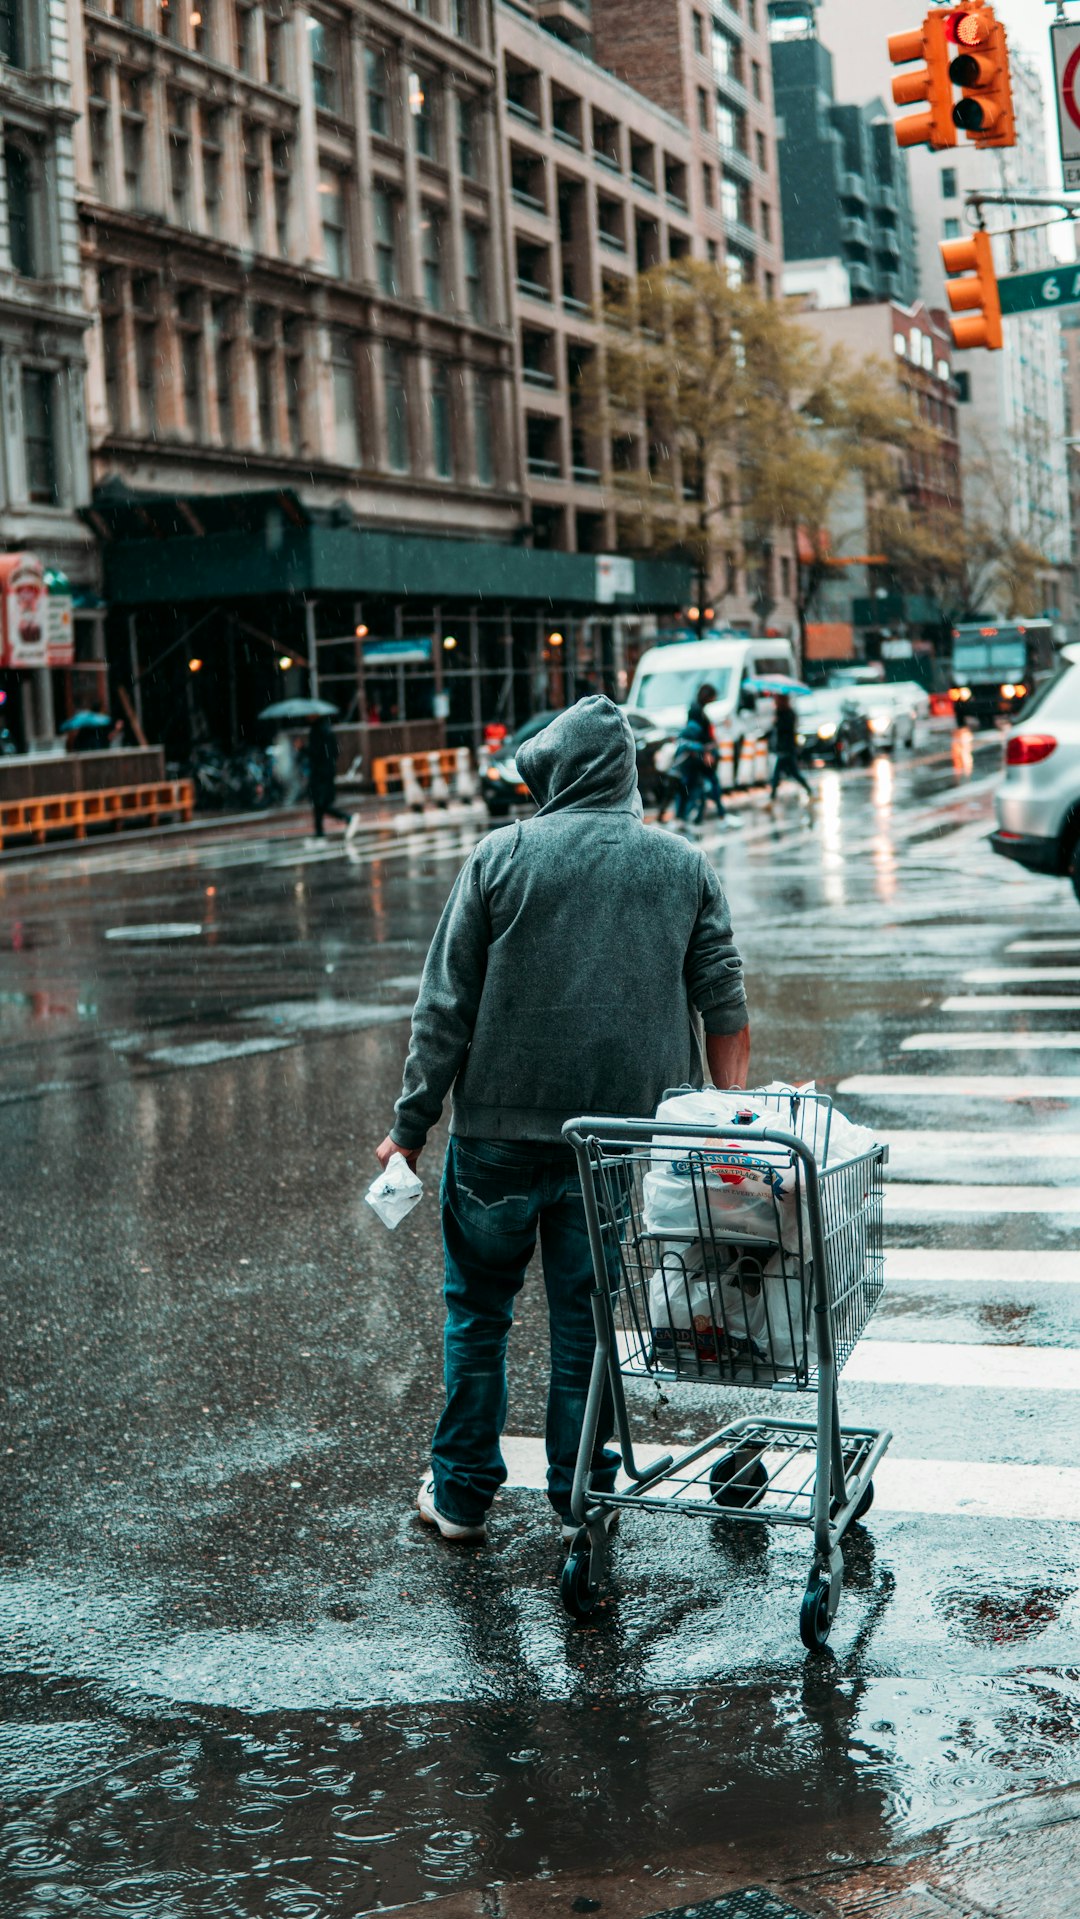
[560,1089,891,1649]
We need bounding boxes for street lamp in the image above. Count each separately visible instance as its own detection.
[279,655,293,671]
[548,631,564,647]
[188,657,203,673]
[355,623,369,639]
[443,634,458,650]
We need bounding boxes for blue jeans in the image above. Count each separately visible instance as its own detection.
[432,1138,620,1526]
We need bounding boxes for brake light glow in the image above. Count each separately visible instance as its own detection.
[1005,735,1057,766]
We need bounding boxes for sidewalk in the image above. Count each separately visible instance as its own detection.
[380,1777,1080,1918]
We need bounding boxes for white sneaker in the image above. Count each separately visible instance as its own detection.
[345,811,362,841]
[416,1475,487,1543]
[561,1507,620,1545]
[724,814,744,829]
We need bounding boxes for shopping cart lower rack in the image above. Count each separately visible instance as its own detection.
[560,1090,891,1649]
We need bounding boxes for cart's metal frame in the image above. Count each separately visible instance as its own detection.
[560,1103,892,1647]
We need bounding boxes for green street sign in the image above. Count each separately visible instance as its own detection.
[998,266,1080,316]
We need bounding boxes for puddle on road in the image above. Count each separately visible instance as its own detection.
[3,1666,1080,1916]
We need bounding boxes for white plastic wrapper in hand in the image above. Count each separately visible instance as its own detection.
[365,1155,423,1229]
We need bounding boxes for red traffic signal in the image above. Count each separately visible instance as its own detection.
[940,229,1002,351]
[947,4,1015,147]
[888,11,956,149]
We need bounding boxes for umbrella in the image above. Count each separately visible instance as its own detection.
[743,675,810,698]
[60,710,111,731]
[258,698,339,723]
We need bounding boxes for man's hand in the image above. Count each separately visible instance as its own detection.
[376,1135,421,1172]
[706,1024,751,1092]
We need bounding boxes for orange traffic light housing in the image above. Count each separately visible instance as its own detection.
[888,10,956,149]
[940,229,1002,351]
[948,4,1015,148]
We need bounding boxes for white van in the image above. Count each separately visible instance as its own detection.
[625,635,799,740]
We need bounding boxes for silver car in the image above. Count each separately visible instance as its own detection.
[991,661,1080,904]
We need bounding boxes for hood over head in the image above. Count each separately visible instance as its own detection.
[517,696,639,817]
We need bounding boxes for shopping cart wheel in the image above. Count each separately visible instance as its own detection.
[832,1478,874,1524]
[799,1575,832,1650]
[560,1545,598,1621]
[709,1445,768,1509]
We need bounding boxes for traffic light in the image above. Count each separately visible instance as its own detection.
[948,4,1015,148]
[940,229,1002,350]
[888,10,956,149]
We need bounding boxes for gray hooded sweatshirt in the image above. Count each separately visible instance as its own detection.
[391,696,748,1151]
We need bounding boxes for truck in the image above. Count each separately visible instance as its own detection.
[948,620,1058,729]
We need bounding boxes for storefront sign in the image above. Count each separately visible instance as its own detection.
[596,555,636,603]
[362,637,434,665]
[0,554,48,667]
[47,594,75,666]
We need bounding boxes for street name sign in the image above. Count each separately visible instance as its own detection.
[1052,19,1080,191]
[997,265,1080,316]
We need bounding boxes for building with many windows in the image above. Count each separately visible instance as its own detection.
[1,0,97,745]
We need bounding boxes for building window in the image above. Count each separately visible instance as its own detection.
[384,343,409,472]
[22,369,57,504]
[210,297,234,441]
[755,128,767,170]
[332,331,360,466]
[252,304,277,447]
[235,1,254,73]
[265,13,284,85]
[701,161,715,207]
[192,0,211,56]
[177,288,204,439]
[760,199,771,241]
[409,70,437,160]
[711,23,741,81]
[132,277,159,437]
[941,167,957,199]
[243,120,263,249]
[121,74,146,209]
[450,0,475,39]
[725,248,745,287]
[201,105,223,232]
[764,269,775,299]
[5,143,35,275]
[721,172,739,225]
[716,103,744,154]
[697,86,709,131]
[780,554,791,598]
[0,0,26,66]
[308,17,340,113]
[158,0,180,43]
[88,61,111,198]
[319,165,348,276]
[366,46,391,138]
[457,94,477,177]
[752,60,762,100]
[431,362,453,479]
[373,184,399,294]
[464,224,487,321]
[272,135,290,251]
[283,315,303,452]
[692,10,704,54]
[473,371,493,485]
[168,91,193,226]
[943,216,961,240]
[420,205,442,308]
[99,272,124,431]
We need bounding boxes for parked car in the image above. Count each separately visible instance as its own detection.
[991,660,1080,904]
[793,690,874,767]
[480,708,674,818]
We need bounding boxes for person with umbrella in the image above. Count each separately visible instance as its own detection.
[307,713,351,838]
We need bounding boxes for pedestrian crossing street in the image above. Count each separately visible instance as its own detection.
[503,916,1080,1542]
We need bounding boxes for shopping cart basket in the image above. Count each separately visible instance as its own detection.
[560,1089,891,1649]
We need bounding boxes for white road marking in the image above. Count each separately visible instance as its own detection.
[884,1247,1080,1285]
[900,1031,1080,1052]
[105,923,204,941]
[236,1000,412,1033]
[887,1129,1080,1168]
[838,1074,1080,1098]
[845,1340,1080,1392]
[146,1037,291,1068]
[885,1183,1080,1216]
[964,967,1080,984]
[940,995,1080,1013]
[1008,939,1080,954]
[500,1436,1080,1524]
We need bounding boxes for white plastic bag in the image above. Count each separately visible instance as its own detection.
[365,1155,423,1229]
[646,1089,809,1252]
[648,1244,769,1365]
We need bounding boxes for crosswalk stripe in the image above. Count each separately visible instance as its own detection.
[845,1339,1080,1392]
[940,994,1080,1013]
[838,1074,1080,1097]
[886,1129,1080,1167]
[885,1183,1080,1215]
[1008,938,1080,954]
[964,966,1080,984]
[499,1436,1080,1524]
[884,1247,1080,1284]
[900,1031,1080,1052]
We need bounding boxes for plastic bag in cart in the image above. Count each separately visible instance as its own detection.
[644,1089,811,1252]
[647,1242,808,1374]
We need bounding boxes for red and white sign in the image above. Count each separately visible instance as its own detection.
[0,553,48,668]
[1052,21,1080,191]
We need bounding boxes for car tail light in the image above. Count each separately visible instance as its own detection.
[1005,734,1057,766]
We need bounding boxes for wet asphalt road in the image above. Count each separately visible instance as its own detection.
[2,733,1080,1917]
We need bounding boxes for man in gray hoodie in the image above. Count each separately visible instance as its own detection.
[377,696,749,1543]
